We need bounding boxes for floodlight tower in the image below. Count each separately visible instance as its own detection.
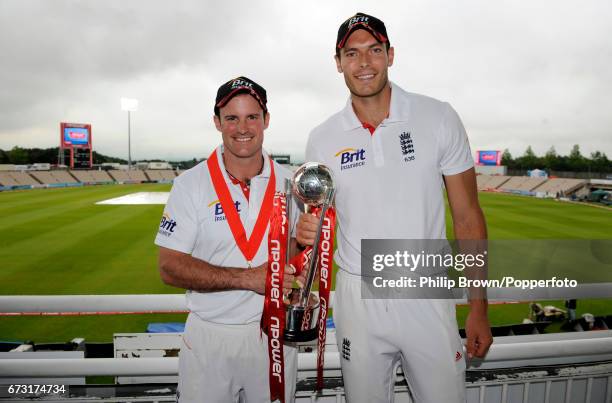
[120,98,139,170]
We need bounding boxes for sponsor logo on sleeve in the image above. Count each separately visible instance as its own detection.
[335,147,366,171]
[158,213,177,237]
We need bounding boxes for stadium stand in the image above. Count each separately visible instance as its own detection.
[495,176,547,192]
[516,177,547,191]
[50,171,78,184]
[29,171,59,184]
[0,172,19,187]
[107,170,148,183]
[127,170,148,182]
[144,170,176,181]
[70,170,114,184]
[476,174,492,190]
[91,170,114,182]
[477,175,510,190]
[106,170,129,182]
[498,176,528,191]
[476,175,585,196]
[533,178,586,196]
[6,171,40,186]
[1,167,177,191]
[29,170,78,185]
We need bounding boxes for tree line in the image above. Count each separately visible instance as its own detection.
[0,147,127,165]
[2,145,610,173]
[501,145,610,173]
[0,146,198,169]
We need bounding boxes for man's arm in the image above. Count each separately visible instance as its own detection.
[443,167,493,359]
[159,244,297,295]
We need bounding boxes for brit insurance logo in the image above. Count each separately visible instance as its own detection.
[158,213,177,237]
[399,131,415,162]
[230,78,253,89]
[208,199,241,222]
[335,147,366,171]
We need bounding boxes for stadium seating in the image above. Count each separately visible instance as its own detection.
[0,172,19,187]
[107,170,129,182]
[70,170,114,184]
[29,171,78,185]
[127,170,147,182]
[533,178,586,196]
[477,175,586,196]
[498,176,529,191]
[6,171,40,186]
[516,177,547,191]
[50,171,78,184]
[476,174,492,190]
[145,170,176,181]
[29,171,60,185]
[107,170,147,183]
[91,170,114,182]
[497,176,548,192]
[477,175,510,190]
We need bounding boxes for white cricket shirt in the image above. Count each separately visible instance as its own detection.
[155,146,298,324]
[305,82,474,275]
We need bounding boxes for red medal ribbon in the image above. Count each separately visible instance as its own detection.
[207,149,275,263]
[263,192,288,402]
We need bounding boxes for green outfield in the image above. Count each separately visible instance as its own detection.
[1,184,611,343]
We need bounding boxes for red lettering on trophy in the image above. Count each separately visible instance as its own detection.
[301,309,312,331]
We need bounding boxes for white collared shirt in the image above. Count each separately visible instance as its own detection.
[306,82,474,274]
[155,146,298,324]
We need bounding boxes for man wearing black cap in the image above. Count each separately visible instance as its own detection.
[296,13,492,403]
[156,76,299,402]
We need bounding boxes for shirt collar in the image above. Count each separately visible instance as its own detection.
[340,81,412,132]
[214,145,271,184]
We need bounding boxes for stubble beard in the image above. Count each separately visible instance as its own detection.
[345,72,389,99]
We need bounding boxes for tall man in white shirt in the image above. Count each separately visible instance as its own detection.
[156,76,298,402]
[296,13,493,403]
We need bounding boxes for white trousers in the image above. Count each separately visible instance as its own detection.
[334,269,466,403]
[178,313,297,403]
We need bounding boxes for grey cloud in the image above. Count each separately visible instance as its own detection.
[0,0,610,160]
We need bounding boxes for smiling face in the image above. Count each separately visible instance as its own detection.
[335,29,394,99]
[214,93,269,161]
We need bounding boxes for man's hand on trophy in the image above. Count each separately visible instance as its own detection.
[283,264,297,303]
[296,212,320,246]
[247,264,300,298]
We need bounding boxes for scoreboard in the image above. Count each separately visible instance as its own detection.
[60,123,92,169]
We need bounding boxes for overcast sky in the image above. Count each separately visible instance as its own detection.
[0,0,610,162]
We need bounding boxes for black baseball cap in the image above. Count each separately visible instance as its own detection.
[336,12,389,51]
[214,76,267,115]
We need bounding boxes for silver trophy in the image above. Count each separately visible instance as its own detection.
[283,162,335,342]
